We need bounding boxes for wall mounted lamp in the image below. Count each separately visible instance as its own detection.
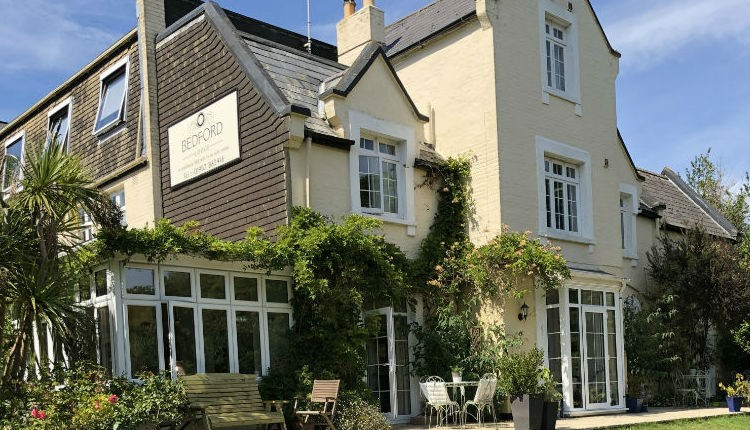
[518,302,529,321]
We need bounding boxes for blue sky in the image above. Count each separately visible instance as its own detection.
[1,0,747,184]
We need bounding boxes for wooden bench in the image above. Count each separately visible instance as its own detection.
[181,373,287,430]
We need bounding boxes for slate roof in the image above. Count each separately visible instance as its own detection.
[244,35,345,114]
[384,0,476,57]
[638,167,737,239]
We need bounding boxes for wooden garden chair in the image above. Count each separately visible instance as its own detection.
[295,380,340,430]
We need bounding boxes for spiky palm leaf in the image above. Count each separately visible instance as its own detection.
[1,143,120,384]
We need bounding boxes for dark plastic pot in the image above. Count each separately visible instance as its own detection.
[541,401,559,430]
[510,394,544,430]
[625,396,643,413]
[727,396,744,412]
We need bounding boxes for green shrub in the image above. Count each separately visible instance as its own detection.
[497,348,546,397]
[0,363,187,430]
[335,397,391,430]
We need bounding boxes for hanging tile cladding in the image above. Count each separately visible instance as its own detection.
[0,43,141,180]
[156,18,289,241]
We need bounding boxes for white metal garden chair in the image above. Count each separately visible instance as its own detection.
[462,373,497,427]
[420,376,460,428]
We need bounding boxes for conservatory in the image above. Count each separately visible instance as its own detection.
[77,255,293,379]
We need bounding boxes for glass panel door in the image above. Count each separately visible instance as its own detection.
[168,303,198,377]
[367,312,391,414]
[366,308,412,422]
[393,314,411,417]
[201,308,230,373]
[583,309,609,408]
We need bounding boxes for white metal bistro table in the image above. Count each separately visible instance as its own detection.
[445,381,479,414]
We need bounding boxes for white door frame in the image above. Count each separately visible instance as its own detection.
[580,306,610,409]
[167,302,201,378]
[366,307,412,423]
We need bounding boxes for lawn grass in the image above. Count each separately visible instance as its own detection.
[608,413,750,429]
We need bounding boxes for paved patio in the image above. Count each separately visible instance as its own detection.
[395,407,748,429]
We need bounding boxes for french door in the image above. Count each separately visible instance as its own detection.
[581,308,610,409]
[549,287,623,413]
[366,307,412,422]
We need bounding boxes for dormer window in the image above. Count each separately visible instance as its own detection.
[2,132,25,194]
[94,58,129,135]
[358,137,401,215]
[47,99,72,152]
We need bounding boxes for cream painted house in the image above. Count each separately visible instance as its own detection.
[368,0,645,415]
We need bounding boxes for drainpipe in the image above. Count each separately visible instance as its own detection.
[304,136,312,208]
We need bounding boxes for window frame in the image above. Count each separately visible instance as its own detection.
[544,157,581,234]
[123,301,165,379]
[536,136,594,243]
[357,135,403,217]
[619,184,638,259]
[539,1,581,106]
[160,266,197,302]
[545,21,567,92]
[93,57,130,136]
[347,111,418,235]
[80,209,95,243]
[197,269,231,304]
[110,189,126,227]
[123,263,159,299]
[46,97,73,152]
[2,131,26,194]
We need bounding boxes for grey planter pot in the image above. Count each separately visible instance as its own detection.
[510,394,544,430]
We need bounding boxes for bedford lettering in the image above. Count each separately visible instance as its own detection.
[181,121,224,152]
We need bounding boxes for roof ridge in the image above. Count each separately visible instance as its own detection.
[240,32,346,71]
[636,166,666,178]
[385,0,454,30]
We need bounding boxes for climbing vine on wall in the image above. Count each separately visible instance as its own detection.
[412,156,570,378]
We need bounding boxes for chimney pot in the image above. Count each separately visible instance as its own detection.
[364,0,375,6]
[344,0,356,18]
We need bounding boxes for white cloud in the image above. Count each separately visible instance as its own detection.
[0,0,132,73]
[604,0,750,71]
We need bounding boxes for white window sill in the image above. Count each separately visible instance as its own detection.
[541,229,594,245]
[543,88,581,106]
[355,211,417,236]
[623,251,638,260]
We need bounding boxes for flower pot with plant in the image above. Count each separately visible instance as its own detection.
[451,366,464,383]
[540,368,562,430]
[719,373,750,413]
[498,348,547,430]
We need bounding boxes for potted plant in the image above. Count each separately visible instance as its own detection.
[498,348,546,430]
[451,365,464,383]
[719,373,750,412]
[625,373,645,413]
[540,368,562,430]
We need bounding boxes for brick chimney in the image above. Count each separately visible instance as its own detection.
[135,0,166,218]
[336,0,385,66]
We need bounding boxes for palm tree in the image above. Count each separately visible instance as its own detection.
[0,143,121,384]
